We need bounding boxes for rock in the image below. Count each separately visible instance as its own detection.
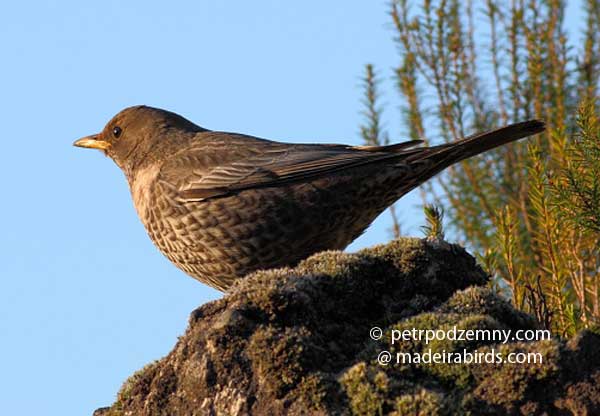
[95,238,600,415]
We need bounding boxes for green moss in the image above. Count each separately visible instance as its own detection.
[467,340,561,409]
[439,286,537,330]
[340,362,389,416]
[425,316,502,388]
[117,360,160,402]
[100,360,162,415]
[292,238,425,284]
[392,389,448,416]
[356,238,426,273]
[297,251,363,277]
[295,374,331,412]
[429,315,505,351]
[247,325,310,397]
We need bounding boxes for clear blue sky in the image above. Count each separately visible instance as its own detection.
[0,1,583,415]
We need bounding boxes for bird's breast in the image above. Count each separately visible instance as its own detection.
[129,164,162,223]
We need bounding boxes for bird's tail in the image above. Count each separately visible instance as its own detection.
[409,119,546,175]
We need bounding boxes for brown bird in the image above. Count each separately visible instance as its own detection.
[74,106,545,291]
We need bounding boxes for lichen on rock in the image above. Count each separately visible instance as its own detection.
[94,238,600,415]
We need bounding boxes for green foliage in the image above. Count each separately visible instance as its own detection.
[360,64,387,147]
[421,204,445,240]
[362,0,600,335]
[554,100,600,233]
[495,205,522,306]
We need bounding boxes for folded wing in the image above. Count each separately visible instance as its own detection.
[158,131,424,201]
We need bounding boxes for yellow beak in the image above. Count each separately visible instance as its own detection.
[73,135,111,150]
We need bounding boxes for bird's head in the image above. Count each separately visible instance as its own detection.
[74,105,204,174]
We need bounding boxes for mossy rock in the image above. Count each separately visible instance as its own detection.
[95,238,600,415]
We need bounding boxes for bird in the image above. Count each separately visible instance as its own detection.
[74,106,545,291]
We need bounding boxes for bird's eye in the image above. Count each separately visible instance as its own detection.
[112,126,122,138]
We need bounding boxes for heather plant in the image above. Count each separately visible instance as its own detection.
[360,0,600,335]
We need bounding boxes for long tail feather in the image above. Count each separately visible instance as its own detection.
[436,120,546,163]
[411,119,546,170]
[440,119,545,161]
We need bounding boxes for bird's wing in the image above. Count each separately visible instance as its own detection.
[158,131,424,201]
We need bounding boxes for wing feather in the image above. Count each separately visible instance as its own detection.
[157,131,423,201]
